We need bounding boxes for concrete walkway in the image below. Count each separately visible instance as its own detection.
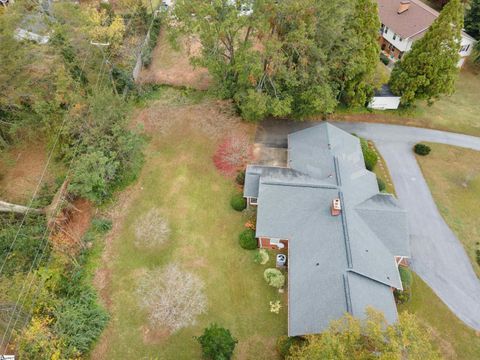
[256,120,480,331]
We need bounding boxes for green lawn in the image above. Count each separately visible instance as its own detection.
[399,272,480,359]
[334,62,480,137]
[94,95,286,359]
[416,143,480,277]
[413,64,480,136]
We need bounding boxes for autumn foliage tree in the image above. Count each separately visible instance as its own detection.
[389,0,463,105]
[287,310,440,359]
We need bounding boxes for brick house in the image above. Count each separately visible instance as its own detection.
[378,0,477,67]
[244,123,410,336]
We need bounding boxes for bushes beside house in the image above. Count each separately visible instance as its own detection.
[253,249,269,265]
[230,193,246,211]
[394,266,413,304]
[377,177,386,192]
[360,138,378,171]
[380,53,390,65]
[414,143,431,156]
[264,268,285,289]
[239,229,257,250]
[236,170,245,185]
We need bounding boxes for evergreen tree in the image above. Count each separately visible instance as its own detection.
[330,0,381,107]
[465,0,480,39]
[389,0,463,105]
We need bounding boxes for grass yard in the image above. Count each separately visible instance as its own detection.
[334,62,480,137]
[415,143,480,277]
[92,89,286,359]
[399,272,480,359]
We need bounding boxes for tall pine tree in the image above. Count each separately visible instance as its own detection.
[330,0,381,107]
[389,0,463,105]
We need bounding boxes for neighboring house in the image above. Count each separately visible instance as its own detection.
[378,0,477,67]
[368,84,401,110]
[244,123,410,336]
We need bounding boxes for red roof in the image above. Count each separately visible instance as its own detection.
[377,0,439,39]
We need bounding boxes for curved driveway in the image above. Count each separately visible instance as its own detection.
[333,122,480,330]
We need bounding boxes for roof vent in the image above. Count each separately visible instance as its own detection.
[331,198,342,216]
[398,0,411,14]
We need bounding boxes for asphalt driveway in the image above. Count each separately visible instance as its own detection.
[257,119,480,330]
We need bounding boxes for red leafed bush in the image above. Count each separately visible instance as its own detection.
[213,135,251,176]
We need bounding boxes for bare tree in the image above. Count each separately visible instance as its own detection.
[137,263,207,332]
[134,208,170,248]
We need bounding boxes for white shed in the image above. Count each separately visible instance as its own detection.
[368,85,401,110]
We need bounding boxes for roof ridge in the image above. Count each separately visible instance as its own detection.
[346,268,403,290]
[259,180,337,190]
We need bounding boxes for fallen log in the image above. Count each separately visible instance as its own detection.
[0,200,43,215]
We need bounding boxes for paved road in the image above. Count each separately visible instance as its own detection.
[257,120,480,330]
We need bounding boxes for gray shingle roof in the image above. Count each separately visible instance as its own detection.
[245,122,410,336]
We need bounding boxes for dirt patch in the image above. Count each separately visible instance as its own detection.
[0,141,52,203]
[137,30,212,90]
[50,198,94,257]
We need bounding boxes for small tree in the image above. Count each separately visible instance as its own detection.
[389,0,463,105]
[196,323,238,360]
[264,268,285,289]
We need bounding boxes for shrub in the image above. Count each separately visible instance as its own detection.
[414,143,431,156]
[230,193,246,211]
[264,268,285,289]
[360,138,378,171]
[253,249,269,265]
[377,177,386,192]
[91,218,112,233]
[53,286,109,356]
[394,287,411,304]
[476,249,480,266]
[236,170,245,185]
[399,266,413,288]
[380,53,390,65]
[196,323,237,360]
[213,135,251,176]
[239,229,257,250]
[277,336,305,358]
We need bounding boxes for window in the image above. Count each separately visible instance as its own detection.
[393,34,396,40]
[384,26,389,34]
[399,37,403,42]
[249,197,258,205]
